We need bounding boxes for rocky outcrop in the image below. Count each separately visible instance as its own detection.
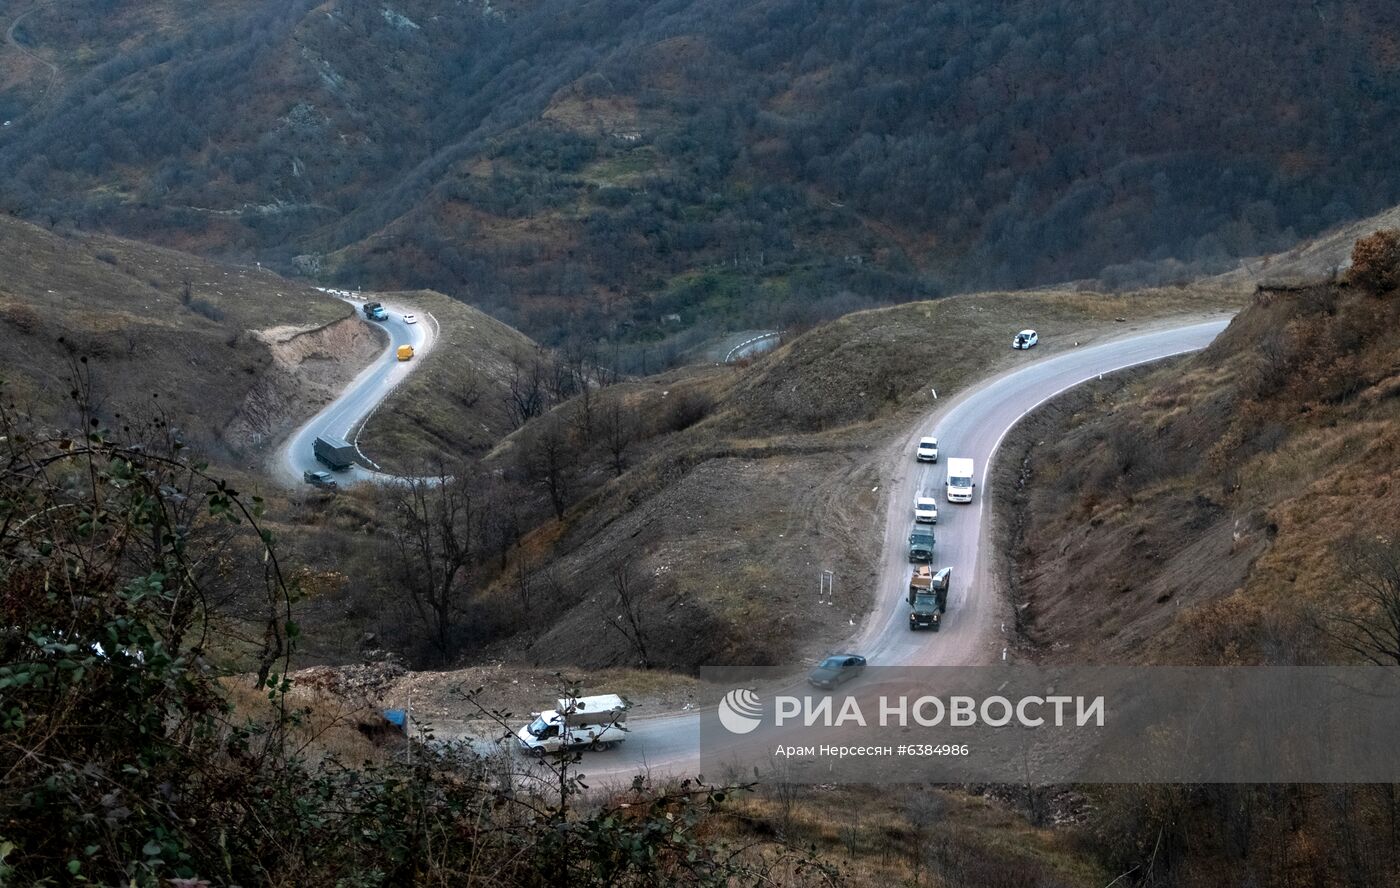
[223,314,383,452]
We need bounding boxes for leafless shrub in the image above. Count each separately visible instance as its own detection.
[603,559,652,668]
[1,302,41,334]
[601,399,640,476]
[504,350,547,428]
[1325,534,1400,666]
[662,389,713,432]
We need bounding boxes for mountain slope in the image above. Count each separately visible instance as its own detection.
[3,0,1400,353]
[378,282,1242,672]
[0,213,377,459]
[999,234,1400,665]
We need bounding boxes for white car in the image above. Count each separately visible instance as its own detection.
[915,436,939,462]
[402,313,417,324]
[1013,329,1038,349]
[914,495,939,524]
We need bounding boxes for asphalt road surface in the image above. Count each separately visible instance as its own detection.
[274,295,434,487]
[494,316,1233,782]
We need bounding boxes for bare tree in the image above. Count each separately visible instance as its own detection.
[384,467,488,664]
[511,559,536,611]
[1327,535,1400,666]
[571,380,597,446]
[480,479,523,569]
[519,415,576,520]
[546,353,577,403]
[604,560,651,668]
[601,399,640,477]
[457,368,483,409]
[504,351,546,429]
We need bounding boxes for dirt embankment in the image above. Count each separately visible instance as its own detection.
[226,314,384,451]
[290,660,705,738]
[0,214,353,462]
[991,366,1270,661]
[994,271,1400,665]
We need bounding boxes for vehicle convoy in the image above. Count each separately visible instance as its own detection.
[1013,329,1038,349]
[302,470,338,490]
[362,301,388,321]
[945,457,975,503]
[396,344,414,361]
[907,566,951,631]
[808,654,867,689]
[515,694,629,755]
[914,493,939,524]
[312,435,357,471]
[915,436,939,462]
[907,522,935,562]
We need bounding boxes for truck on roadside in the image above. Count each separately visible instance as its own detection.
[313,435,357,471]
[362,301,387,321]
[907,566,950,631]
[907,522,935,562]
[515,694,629,755]
[945,457,975,503]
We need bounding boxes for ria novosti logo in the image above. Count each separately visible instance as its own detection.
[717,688,763,734]
[716,688,1107,734]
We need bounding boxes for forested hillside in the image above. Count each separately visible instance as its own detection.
[3,0,1399,357]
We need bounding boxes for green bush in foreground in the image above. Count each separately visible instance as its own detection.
[0,379,834,886]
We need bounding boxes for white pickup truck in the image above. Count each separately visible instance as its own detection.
[515,694,629,755]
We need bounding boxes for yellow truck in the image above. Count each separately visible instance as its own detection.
[396,344,414,361]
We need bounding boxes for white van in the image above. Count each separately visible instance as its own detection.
[945,458,975,503]
[515,694,628,754]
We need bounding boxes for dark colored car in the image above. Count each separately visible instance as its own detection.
[303,470,338,490]
[808,654,867,689]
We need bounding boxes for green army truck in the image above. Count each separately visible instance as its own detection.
[907,522,935,563]
[907,566,950,631]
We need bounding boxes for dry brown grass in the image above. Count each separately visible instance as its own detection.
[1000,278,1400,665]
[354,288,540,468]
[709,784,1105,887]
[0,214,358,458]
[720,283,1244,436]
[221,678,400,768]
[457,281,1246,672]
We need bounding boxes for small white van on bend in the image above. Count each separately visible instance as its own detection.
[945,458,975,503]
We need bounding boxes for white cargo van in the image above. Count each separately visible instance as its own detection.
[515,694,628,754]
[945,458,975,503]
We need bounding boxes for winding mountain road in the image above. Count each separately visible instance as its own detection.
[273,294,435,487]
[5,2,59,103]
[518,316,1234,779]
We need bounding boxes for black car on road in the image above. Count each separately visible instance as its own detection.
[808,654,867,689]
